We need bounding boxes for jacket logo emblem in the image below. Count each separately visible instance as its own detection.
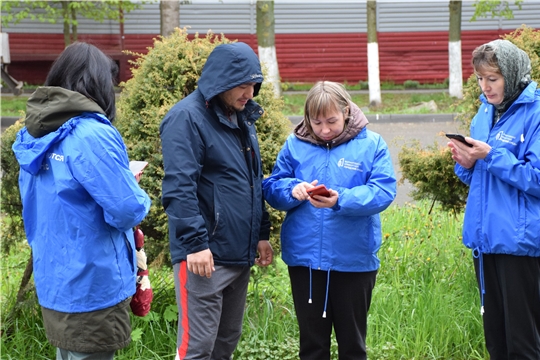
[495,131,517,146]
[337,158,363,172]
[48,152,65,162]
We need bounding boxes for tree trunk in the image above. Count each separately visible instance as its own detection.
[62,1,71,47]
[71,6,77,43]
[256,0,281,98]
[367,0,381,106]
[160,0,180,37]
[448,0,463,98]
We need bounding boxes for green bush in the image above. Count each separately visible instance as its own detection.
[0,118,25,253]
[398,140,467,213]
[115,28,290,262]
[399,25,540,212]
[403,80,420,89]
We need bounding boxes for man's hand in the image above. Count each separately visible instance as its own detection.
[187,249,215,278]
[255,240,273,267]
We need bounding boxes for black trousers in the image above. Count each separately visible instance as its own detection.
[473,254,540,360]
[288,266,377,360]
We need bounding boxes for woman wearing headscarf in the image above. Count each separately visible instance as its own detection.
[448,39,540,359]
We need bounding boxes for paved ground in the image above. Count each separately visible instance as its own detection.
[366,117,460,207]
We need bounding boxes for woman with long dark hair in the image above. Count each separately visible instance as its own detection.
[12,42,150,360]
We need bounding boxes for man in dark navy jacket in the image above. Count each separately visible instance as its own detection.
[160,42,273,360]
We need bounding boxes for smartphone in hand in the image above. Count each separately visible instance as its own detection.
[307,184,331,197]
[445,133,473,148]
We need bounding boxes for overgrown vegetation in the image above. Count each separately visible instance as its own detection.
[0,119,25,254]
[1,202,488,359]
[399,25,540,212]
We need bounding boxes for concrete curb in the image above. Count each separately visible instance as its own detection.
[1,117,21,130]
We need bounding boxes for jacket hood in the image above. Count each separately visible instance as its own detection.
[293,102,369,147]
[197,42,264,102]
[13,112,110,176]
[25,86,105,138]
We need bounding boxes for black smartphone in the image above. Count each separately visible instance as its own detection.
[445,133,473,147]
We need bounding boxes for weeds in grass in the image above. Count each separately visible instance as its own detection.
[1,201,488,359]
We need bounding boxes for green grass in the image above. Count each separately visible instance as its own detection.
[282,92,463,116]
[1,96,27,117]
[0,202,488,359]
[282,81,449,92]
[1,87,461,118]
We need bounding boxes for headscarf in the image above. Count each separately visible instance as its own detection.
[487,39,532,113]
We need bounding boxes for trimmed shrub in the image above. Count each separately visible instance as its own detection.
[403,80,420,89]
[398,140,467,213]
[399,26,539,212]
[0,118,25,253]
[115,28,290,262]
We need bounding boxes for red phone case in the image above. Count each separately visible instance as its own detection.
[307,184,331,197]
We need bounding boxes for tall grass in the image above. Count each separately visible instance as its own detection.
[0,202,487,359]
[370,203,486,359]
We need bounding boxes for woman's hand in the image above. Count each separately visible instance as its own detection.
[292,180,319,201]
[309,189,339,208]
[292,180,339,208]
[448,136,491,169]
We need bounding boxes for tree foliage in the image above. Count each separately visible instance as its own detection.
[471,0,523,21]
[0,0,144,46]
[115,28,290,262]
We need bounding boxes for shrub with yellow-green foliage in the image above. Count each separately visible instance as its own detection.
[115,28,290,262]
[398,140,468,213]
[399,26,539,212]
[0,119,25,253]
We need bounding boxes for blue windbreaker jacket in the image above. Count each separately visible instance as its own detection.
[160,42,271,267]
[263,105,396,272]
[12,88,151,313]
[455,81,540,257]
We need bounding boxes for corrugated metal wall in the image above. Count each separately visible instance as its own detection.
[4,1,539,84]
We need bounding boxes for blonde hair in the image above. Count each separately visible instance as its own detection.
[303,81,351,133]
